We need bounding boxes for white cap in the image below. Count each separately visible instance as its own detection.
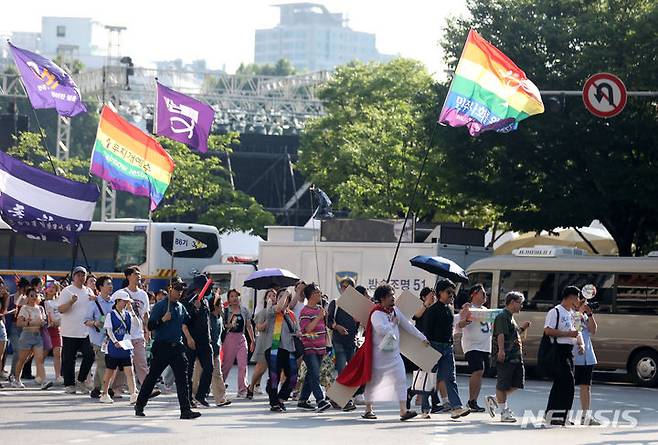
[111,290,133,303]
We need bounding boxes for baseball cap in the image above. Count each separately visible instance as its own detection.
[72,266,88,276]
[170,276,187,291]
[111,290,133,303]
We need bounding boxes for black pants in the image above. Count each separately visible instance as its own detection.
[265,348,298,407]
[545,345,575,424]
[136,341,190,413]
[186,343,213,402]
[62,336,94,387]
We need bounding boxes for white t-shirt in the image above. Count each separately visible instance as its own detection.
[544,304,581,345]
[113,288,148,340]
[459,305,493,353]
[57,285,94,338]
[44,299,62,324]
[293,301,305,321]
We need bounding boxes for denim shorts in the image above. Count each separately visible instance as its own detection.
[18,330,43,350]
[0,320,7,342]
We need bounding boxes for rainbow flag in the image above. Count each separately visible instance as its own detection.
[90,106,174,210]
[439,30,544,136]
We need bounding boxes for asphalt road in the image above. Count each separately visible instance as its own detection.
[1,360,657,445]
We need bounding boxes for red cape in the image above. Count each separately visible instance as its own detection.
[335,304,393,387]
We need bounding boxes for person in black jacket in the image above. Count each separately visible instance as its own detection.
[182,275,214,408]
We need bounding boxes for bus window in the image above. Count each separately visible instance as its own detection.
[116,233,147,271]
[460,272,493,308]
[161,231,219,259]
[13,235,72,270]
[499,270,555,311]
[615,273,658,315]
[78,232,116,272]
[557,272,614,313]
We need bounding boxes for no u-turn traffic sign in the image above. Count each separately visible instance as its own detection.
[582,73,627,118]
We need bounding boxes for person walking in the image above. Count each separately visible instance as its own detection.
[221,289,255,398]
[574,294,599,425]
[100,291,141,404]
[486,291,531,423]
[0,277,9,382]
[297,283,331,413]
[57,266,95,394]
[120,266,151,386]
[134,278,200,419]
[203,290,231,407]
[13,287,52,389]
[43,280,63,385]
[84,276,114,399]
[421,279,471,419]
[247,289,277,399]
[337,284,428,421]
[543,286,584,426]
[263,289,300,412]
[6,277,29,382]
[457,284,493,413]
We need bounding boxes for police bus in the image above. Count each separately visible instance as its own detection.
[0,218,221,292]
[460,246,658,387]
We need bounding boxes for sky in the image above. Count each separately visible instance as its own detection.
[0,0,468,76]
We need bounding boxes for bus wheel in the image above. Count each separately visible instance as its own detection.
[629,349,658,387]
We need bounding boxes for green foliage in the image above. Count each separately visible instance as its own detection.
[152,135,275,237]
[236,59,297,76]
[439,0,658,255]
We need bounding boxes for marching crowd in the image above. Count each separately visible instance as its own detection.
[0,267,599,425]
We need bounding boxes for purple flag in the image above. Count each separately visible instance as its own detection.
[155,81,214,153]
[8,42,87,118]
[0,150,99,244]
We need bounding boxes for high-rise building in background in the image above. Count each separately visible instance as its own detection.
[255,3,393,72]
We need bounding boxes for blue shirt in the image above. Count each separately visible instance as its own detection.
[573,313,597,366]
[149,298,189,344]
[85,296,114,347]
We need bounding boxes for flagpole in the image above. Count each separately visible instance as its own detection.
[153,77,159,135]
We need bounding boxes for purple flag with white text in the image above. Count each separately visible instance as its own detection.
[8,42,87,118]
[0,150,99,244]
[155,81,214,153]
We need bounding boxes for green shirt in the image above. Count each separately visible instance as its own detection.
[492,308,522,363]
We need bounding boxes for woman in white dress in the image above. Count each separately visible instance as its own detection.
[363,284,429,420]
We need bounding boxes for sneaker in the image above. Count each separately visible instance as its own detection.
[316,399,332,413]
[420,412,431,419]
[0,370,8,379]
[90,388,101,399]
[400,410,418,421]
[194,397,210,408]
[297,400,315,410]
[180,411,201,420]
[254,384,264,395]
[278,401,287,411]
[64,385,77,394]
[75,381,90,394]
[439,403,454,413]
[237,390,248,398]
[216,399,232,407]
[135,407,145,417]
[11,380,25,389]
[41,381,53,391]
[148,389,161,399]
[582,415,601,426]
[500,408,517,423]
[354,394,366,405]
[485,395,498,418]
[468,399,486,413]
[246,388,254,399]
[55,377,64,386]
[330,400,341,410]
[35,376,43,385]
[100,393,114,404]
[130,393,138,405]
[450,407,471,419]
[270,405,284,412]
[430,404,444,414]
[342,400,357,412]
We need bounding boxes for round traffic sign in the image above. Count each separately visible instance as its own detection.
[582,73,627,118]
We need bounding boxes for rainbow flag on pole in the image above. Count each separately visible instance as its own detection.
[439,30,544,136]
[90,106,174,210]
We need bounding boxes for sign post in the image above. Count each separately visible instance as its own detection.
[582,73,628,118]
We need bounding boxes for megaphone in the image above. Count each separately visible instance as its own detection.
[581,284,597,300]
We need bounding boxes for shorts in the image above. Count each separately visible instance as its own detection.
[47,326,62,348]
[253,351,266,364]
[465,350,490,373]
[105,355,133,371]
[0,320,6,342]
[18,330,43,350]
[496,361,525,391]
[574,365,594,386]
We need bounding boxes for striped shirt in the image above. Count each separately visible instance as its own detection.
[299,305,326,355]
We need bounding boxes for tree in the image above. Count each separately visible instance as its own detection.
[439,0,658,255]
[298,58,493,225]
[236,59,297,76]
[152,135,275,237]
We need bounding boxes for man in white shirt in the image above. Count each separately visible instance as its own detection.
[457,284,492,413]
[115,266,151,386]
[57,266,96,394]
[543,285,584,426]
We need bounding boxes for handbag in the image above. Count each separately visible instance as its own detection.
[411,369,436,393]
[537,307,561,378]
[283,313,305,359]
[39,307,52,350]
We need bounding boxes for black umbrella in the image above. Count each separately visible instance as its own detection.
[243,268,300,290]
[409,255,469,284]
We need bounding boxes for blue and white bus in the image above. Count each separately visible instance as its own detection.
[0,218,222,292]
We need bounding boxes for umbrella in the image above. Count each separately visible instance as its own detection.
[409,255,468,284]
[495,227,618,255]
[243,268,300,290]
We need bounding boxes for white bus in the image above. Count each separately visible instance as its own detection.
[0,219,222,292]
[461,247,658,387]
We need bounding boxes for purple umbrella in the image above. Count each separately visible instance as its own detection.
[243,268,300,290]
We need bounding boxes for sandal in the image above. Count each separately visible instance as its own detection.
[362,411,377,420]
[400,410,418,421]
